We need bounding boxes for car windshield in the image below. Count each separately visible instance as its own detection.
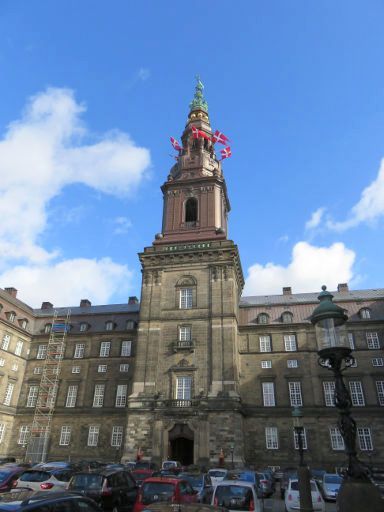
[215,485,253,510]
[291,481,317,492]
[162,462,176,469]
[19,471,50,482]
[324,475,342,484]
[209,470,227,478]
[70,474,104,489]
[141,482,175,505]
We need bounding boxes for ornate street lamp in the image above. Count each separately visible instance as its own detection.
[291,407,313,512]
[311,286,382,511]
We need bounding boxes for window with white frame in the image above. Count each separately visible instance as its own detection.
[8,312,16,322]
[360,308,371,319]
[284,334,297,351]
[262,382,275,406]
[105,321,114,331]
[179,288,193,309]
[126,320,135,330]
[294,428,308,450]
[366,332,380,349]
[44,324,52,334]
[93,384,105,407]
[20,319,28,330]
[261,360,272,369]
[176,376,192,400]
[0,359,4,367]
[99,341,111,357]
[329,426,344,450]
[179,327,191,342]
[59,426,71,446]
[111,426,123,447]
[348,333,355,349]
[34,367,42,375]
[3,383,14,406]
[26,385,39,407]
[121,341,132,356]
[357,427,373,451]
[79,323,88,332]
[65,385,78,407]
[289,382,303,406]
[376,381,384,406]
[259,335,271,352]
[372,358,384,367]
[323,381,335,407]
[349,381,365,406]
[18,425,30,445]
[87,426,99,446]
[98,365,107,373]
[14,340,23,356]
[74,343,85,359]
[265,427,279,449]
[115,384,127,407]
[37,345,47,359]
[0,423,5,444]
[119,364,129,372]
[287,360,298,368]
[71,366,80,374]
[1,334,10,351]
[11,363,18,371]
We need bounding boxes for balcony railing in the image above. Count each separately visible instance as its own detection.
[173,340,195,351]
[164,399,199,408]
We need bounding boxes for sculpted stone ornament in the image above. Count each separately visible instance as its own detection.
[189,75,209,113]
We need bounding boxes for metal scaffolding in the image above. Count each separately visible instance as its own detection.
[25,310,71,463]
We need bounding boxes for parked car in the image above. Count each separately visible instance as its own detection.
[68,468,138,512]
[225,470,263,500]
[256,472,274,498]
[310,469,326,486]
[207,469,228,487]
[131,469,157,487]
[160,461,182,474]
[0,490,103,512]
[178,472,213,503]
[370,468,384,498]
[133,476,198,512]
[0,459,16,466]
[13,468,75,492]
[210,480,262,512]
[0,467,27,493]
[133,504,228,512]
[284,478,325,512]
[280,467,297,499]
[321,473,343,501]
[134,462,158,471]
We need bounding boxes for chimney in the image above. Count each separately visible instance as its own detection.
[4,287,17,298]
[337,283,349,293]
[41,301,53,310]
[80,299,92,308]
[283,287,292,295]
[128,296,139,305]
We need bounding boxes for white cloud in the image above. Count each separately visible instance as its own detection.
[243,241,356,296]
[113,216,132,234]
[138,68,150,81]
[305,207,326,230]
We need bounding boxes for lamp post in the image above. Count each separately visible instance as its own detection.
[311,286,382,511]
[229,443,234,469]
[292,407,313,512]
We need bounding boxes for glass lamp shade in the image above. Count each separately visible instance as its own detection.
[314,317,349,352]
[292,406,303,428]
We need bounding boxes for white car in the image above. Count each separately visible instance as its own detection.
[207,468,228,487]
[284,478,325,512]
[211,479,262,512]
[14,468,73,492]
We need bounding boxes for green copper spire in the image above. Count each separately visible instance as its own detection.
[189,75,208,113]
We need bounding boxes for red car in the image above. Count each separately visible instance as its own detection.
[133,477,198,512]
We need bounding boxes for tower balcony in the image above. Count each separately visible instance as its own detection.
[172,340,195,352]
[163,399,199,408]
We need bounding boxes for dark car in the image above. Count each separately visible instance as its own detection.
[68,469,138,512]
[133,463,158,472]
[0,490,103,512]
[0,467,26,493]
[178,473,213,503]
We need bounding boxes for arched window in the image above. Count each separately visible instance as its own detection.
[282,311,293,323]
[359,308,371,320]
[185,198,198,225]
[257,313,269,325]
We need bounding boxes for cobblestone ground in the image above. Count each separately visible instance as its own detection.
[261,487,337,512]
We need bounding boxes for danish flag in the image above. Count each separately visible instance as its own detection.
[220,146,232,160]
[212,130,230,145]
[191,125,211,140]
[170,137,182,151]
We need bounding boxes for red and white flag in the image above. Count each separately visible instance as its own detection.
[170,137,182,151]
[191,126,211,140]
[212,130,230,145]
[220,146,232,160]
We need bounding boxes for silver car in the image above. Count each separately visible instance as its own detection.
[321,473,342,501]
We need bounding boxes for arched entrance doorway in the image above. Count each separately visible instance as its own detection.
[168,423,194,466]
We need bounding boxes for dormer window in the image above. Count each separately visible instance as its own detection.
[126,320,135,330]
[79,322,89,332]
[105,321,115,331]
[282,311,293,323]
[359,308,371,320]
[185,197,198,226]
[19,319,28,330]
[257,313,269,325]
[44,323,52,334]
[6,311,16,323]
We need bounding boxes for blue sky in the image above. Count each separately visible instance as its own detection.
[0,1,383,307]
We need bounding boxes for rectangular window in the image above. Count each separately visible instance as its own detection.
[348,333,355,350]
[323,381,335,407]
[1,334,10,351]
[284,334,297,351]
[71,366,80,374]
[179,288,193,309]
[115,384,127,407]
[287,360,298,368]
[0,359,4,367]
[59,426,71,446]
[261,360,272,369]
[179,327,191,342]
[176,376,192,400]
[0,423,5,444]
[87,426,99,447]
[121,341,132,356]
[34,367,42,375]
[111,426,123,447]
[262,382,275,406]
[26,385,39,407]
[65,385,78,407]
[93,384,105,407]
[99,341,111,357]
[14,340,23,356]
[349,381,365,406]
[119,364,129,372]
[12,363,18,371]
[98,365,107,373]
[18,426,30,445]
[357,427,373,451]
[376,381,384,406]
[37,345,47,359]
[259,335,271,352]
[3,383,14,406]
[74,343,85,359]
[265,427,278,449]
[289,382,303,406]
[294,428,308,450]
[329,426,344,450]
[366,332,380,349]
[372,358,384,367]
